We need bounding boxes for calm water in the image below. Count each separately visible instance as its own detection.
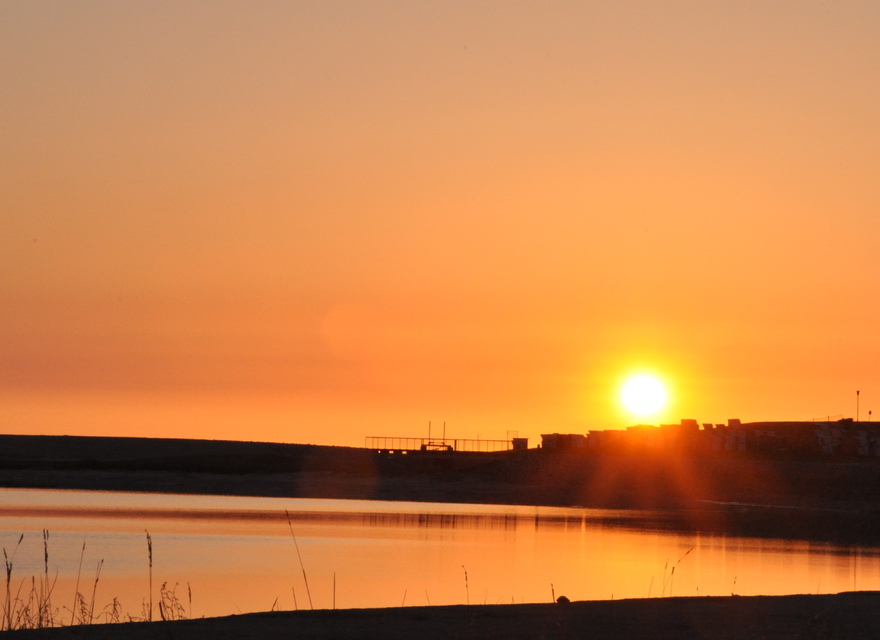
[0,488,878,621]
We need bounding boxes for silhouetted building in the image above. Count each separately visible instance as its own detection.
[543,418,880,459]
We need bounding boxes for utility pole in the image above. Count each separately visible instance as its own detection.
[856,390,860,422]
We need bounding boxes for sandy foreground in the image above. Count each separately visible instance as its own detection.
[4,592,880,639]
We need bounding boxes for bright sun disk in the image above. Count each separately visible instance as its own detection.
[620,374,667,416]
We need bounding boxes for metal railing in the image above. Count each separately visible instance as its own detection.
[365,436,513,453]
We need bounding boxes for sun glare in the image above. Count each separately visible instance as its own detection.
[620,374,667,416]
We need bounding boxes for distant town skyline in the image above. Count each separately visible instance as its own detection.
[3,2,880,446]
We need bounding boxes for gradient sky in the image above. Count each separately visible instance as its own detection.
[3,1,880,446]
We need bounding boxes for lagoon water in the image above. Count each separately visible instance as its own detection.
[1,488,878,621]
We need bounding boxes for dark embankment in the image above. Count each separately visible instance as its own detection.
[2,434,880,544]
[5,592,880,639]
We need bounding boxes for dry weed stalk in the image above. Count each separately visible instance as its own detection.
[88,559,103,624]
[104,597,122,624]
[40,529,58,627]
[0,529,190,630]
[158,582,190,621]
[3,534,24,630]
[70,558,103,626]
[3,532,62,630]
[146,530,153,622]
[69,538,86,625]
[661,547,694,597]
[285,510,313,610]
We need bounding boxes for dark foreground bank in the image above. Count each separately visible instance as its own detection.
[3,434,880,545]
[4,592,880,639]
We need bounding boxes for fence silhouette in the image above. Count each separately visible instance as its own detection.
[365,436,513,453]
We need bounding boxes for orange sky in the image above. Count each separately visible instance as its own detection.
[3,2,880,446]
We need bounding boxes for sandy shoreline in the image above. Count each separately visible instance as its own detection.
[5,593,880,639]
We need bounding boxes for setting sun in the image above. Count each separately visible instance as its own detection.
[620,374,668,416]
